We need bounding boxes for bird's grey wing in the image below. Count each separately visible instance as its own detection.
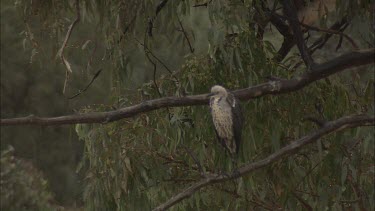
[227,92,244,154]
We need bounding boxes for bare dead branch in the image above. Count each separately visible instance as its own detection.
[153,114,375,211]
[1,48,374,126]
[57,0,80,94]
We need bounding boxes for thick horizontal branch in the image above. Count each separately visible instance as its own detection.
[1,48,374,126]
[153,114,375,211]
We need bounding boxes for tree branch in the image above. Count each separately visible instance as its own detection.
[177,16,194,53]
[56,0,80,94]
[192,0,212,8]
[147,0,169,37]
[153,114,375,211]
[308,17,349,54]
[264,9,296,62]
[273,13,358,50]
[68,69,103,99]
[282,0,315,69]
[1,49,374,126]
[299,21,357,49]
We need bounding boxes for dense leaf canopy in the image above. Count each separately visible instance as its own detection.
[1,0,374,210]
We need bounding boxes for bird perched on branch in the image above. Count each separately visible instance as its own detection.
[208,85,244,157]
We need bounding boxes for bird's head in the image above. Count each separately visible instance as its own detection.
[209,85,228,98]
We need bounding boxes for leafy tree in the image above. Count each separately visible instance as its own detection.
[1,0,374,210]
[1,146,53,210]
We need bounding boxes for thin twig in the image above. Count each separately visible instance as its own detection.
[118,15,137,43]
[192,0,212,8]
[177,16,194,53]
[292,192,313,211]
[141,30,174,119]
[68,69,103,99]
[309,17,349,53]
[57,0,80,94]
[147,0,169,37]
[273,13,358,50]
[155,152,199,171]
[291,21,350,70]
[133,37,180,88]
[298,21,358,49]
[134,37,174,75]
[180,144,205,176]
[84,40,97,73]
[148,51,163,98]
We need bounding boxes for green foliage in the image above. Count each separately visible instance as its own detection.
[1,146,53,211]
[9,0,375,210]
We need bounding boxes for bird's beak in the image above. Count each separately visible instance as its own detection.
[207,93,214,97]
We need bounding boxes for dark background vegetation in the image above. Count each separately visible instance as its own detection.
[1,0,374,210]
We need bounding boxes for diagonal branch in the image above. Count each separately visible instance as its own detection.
[177,15,194,53]
[68,69,103,99]
[153,114,375,211]
[309,17,349,54]
[1,48,374,126]
[282,0,315,69]
[273,13,358,50]
[299,21,357,49]
[147,0,169,36]
[192,0,212,8]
